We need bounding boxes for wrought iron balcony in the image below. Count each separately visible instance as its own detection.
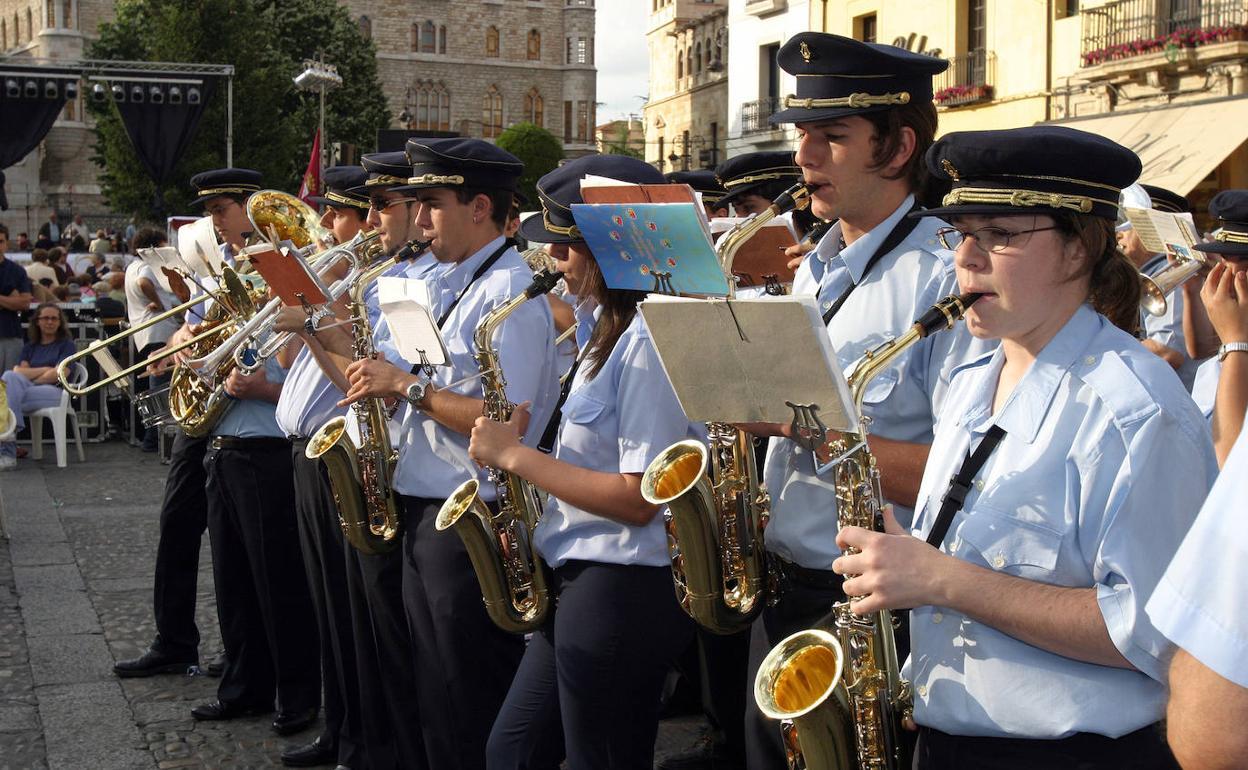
[1081,0,1248,67]
[933,49,996,107]
[740,96,781,135]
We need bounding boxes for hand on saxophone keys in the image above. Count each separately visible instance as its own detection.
[339,352,412,407]
[467,402,530,470]
[831,504,953,616]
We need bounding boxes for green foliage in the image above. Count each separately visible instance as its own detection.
[88,0,389,222]
[495,121,564,210]
[603,123,642,159]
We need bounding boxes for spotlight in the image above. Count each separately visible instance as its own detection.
[5,78,19,98]
[130,84,144,103]
[293,69,317,89]
[187,87,201,105]
[44,80,58,99]
[112,83,125,102]
[168,85,182,104]
[24,79,38,98]
[92,82,107,102]
[149,85,163,104]
[64,81,78,100]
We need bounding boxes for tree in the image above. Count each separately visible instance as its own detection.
[603,122,642,160]
[495,121,564,211]
[88,0,389,221]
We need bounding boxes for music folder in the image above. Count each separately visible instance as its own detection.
[376,277,449,370]
[639,294,857,431]
[245,246,331,308]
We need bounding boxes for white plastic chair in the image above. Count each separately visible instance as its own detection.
[27,363,86,468]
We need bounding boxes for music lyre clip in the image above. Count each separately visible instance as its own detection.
[651,270,676,295]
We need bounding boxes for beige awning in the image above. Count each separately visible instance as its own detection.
[1046,96,1248,195]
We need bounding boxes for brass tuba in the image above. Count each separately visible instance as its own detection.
[640,182,811,635]
[435,269,564,633]
[305,239,430,554]
[753,292,982,770]
[245,189,334,250]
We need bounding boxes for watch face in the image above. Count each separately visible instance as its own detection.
[407,382,424,404]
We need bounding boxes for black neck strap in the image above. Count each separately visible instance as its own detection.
[822,201,923,325]
[925,425,1007,548]
[409,240,512,377]
[537,355,581,454]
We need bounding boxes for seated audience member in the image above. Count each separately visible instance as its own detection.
[16,233,32,251]
[49,248,74,285]
[0,303,78,469]
[89,229,110,258]
[25,250,58,287]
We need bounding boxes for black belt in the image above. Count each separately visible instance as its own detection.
[771,554,844,590]
[210,436,291,451]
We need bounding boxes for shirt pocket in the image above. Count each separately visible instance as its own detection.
[557,390,610,458]
[955,504,1063,578]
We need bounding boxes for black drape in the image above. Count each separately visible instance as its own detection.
[113,80,218,214]
[0,89,69,205]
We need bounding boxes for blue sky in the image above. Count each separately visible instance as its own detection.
[595,3,649,122]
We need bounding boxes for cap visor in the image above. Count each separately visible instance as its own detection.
[518,212,580,244]
[769,103,902,126]
[1194,241,1248,257]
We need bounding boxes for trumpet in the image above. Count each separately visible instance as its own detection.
[1140,250,1208,317]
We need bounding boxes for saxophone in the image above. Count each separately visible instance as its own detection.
[305,239,431,554]
[435,269,564,633]
[753,292,982,770]
[639,183,811,635]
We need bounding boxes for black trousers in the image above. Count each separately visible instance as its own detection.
[694,627,750,769]
[914,724,1180,770]
[400,495,526,770]
[744,561,846,770]
[151,429,208,659]
[487,560,696,770]
[290,441,363,767]
[204,439,320,711]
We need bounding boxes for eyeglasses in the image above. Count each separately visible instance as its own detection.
[369,197,417,212]
[935,225,1060,254]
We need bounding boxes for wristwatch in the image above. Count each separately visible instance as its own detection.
[1219,341,1248,361]
[404,378,430,408]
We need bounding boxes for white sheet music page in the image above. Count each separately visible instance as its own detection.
[376,277,449,368]
[639,294,857,430]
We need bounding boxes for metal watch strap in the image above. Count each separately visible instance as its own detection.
[1219,341,1248,361]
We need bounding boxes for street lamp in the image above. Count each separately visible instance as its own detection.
[293,55,343,179]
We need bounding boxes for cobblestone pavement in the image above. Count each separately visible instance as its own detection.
[0,440,714,770]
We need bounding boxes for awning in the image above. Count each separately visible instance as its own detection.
[1046,96,1248,196]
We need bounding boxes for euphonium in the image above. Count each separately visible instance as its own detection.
[754,292,982,770]
[639,182,811,635]
[305,240,430,554]
[435,269,565,634]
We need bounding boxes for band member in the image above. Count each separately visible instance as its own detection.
[1116,183,1189,375]
[341,137,558,770]
[188,171,321,737]
[713,152,802,217]
[665,169,730,218]
[1148,425,1248,770]
[271,165,370,769]
[472,154,696,770]
[736,32,976,766]
[834,126,1216,769]
[1189,191,1248,464]
[113,168,263,681]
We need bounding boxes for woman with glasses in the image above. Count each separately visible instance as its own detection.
[0,303,77,469]
[831,126,1217,769]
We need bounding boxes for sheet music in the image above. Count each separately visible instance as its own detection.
[176,216,223,278]
[376,277,449,368]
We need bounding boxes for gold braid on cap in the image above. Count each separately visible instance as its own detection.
[406,173,465,186]
[325,191,368,207]
[365,175,408,186]
[782,91,911,109]
[722,170,801,190]
[197,185,260,196]
[1213,229,1248,244]
[941,187,1120,214]
[542,207,580,239]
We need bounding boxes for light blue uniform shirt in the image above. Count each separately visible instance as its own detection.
[1191,356,1220,418]
[275,345,345,439]
[764,195,991,568]
[392,237,559,501]
[1140,254,1198,390]
[908,304,1217,739]
[212,355,288,439]
[534,309,702,567]
[1148,424,1248,687]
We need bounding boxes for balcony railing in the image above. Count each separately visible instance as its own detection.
[933,49,996,107]
[1081,0,1248,66]
[740,96,781,135]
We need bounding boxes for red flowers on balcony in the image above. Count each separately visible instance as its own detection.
[1082,24,1248,67]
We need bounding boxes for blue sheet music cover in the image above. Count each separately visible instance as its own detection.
[569,202,730,296]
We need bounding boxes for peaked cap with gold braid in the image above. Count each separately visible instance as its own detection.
[1195,189,1248,256]
[307,165,370,210]
[189,167,263,208]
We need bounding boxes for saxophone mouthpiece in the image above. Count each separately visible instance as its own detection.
[770,182,813,217]
[397,238,433,261]
[525,270,565,299]
[913,292,983,337]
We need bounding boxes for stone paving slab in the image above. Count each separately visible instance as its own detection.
[8,542,75,567]
[14,564,86,594]
[18,588,101,637]
[28,633,117,687]
[39,681,153,770]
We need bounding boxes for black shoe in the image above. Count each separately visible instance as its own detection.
[272,706,319,736]
[205,650,226,678]
[191,699,272,721]
[280,736,336,767]
[113,648,196,678]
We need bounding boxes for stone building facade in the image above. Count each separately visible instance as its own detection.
[643,0,728,173]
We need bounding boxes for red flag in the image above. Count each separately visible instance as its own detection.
[298,129,322,205]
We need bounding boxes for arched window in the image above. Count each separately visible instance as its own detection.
[358,15,371,39]
[13,13,19,44]
[45,0,52,28]
[421,20,436,52]
[411,80,451,132]
[695,42,702,74]
[524,87,544,127]
[62,0,71,29]
[676,49,683,80]
[410,22,419,52]
[686,47,693,79]
[486,25,499,58]
[705,38,713,67]
[527,29,541,60]
[439,25,447,53]
[2,18,7,48]
[482,84,503,138]
[26,8,32,40]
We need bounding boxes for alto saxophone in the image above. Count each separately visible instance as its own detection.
[435,269,564,633]
[753,292,982,770]
[639,183,811,635]
[305,239,430,554]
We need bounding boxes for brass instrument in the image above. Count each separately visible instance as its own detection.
[436,269,565,633]
[306,240,432,554]
[245,189,333,250]
[639,182,811,635]
[754,292,982,770]
[1140,250,1208,317]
